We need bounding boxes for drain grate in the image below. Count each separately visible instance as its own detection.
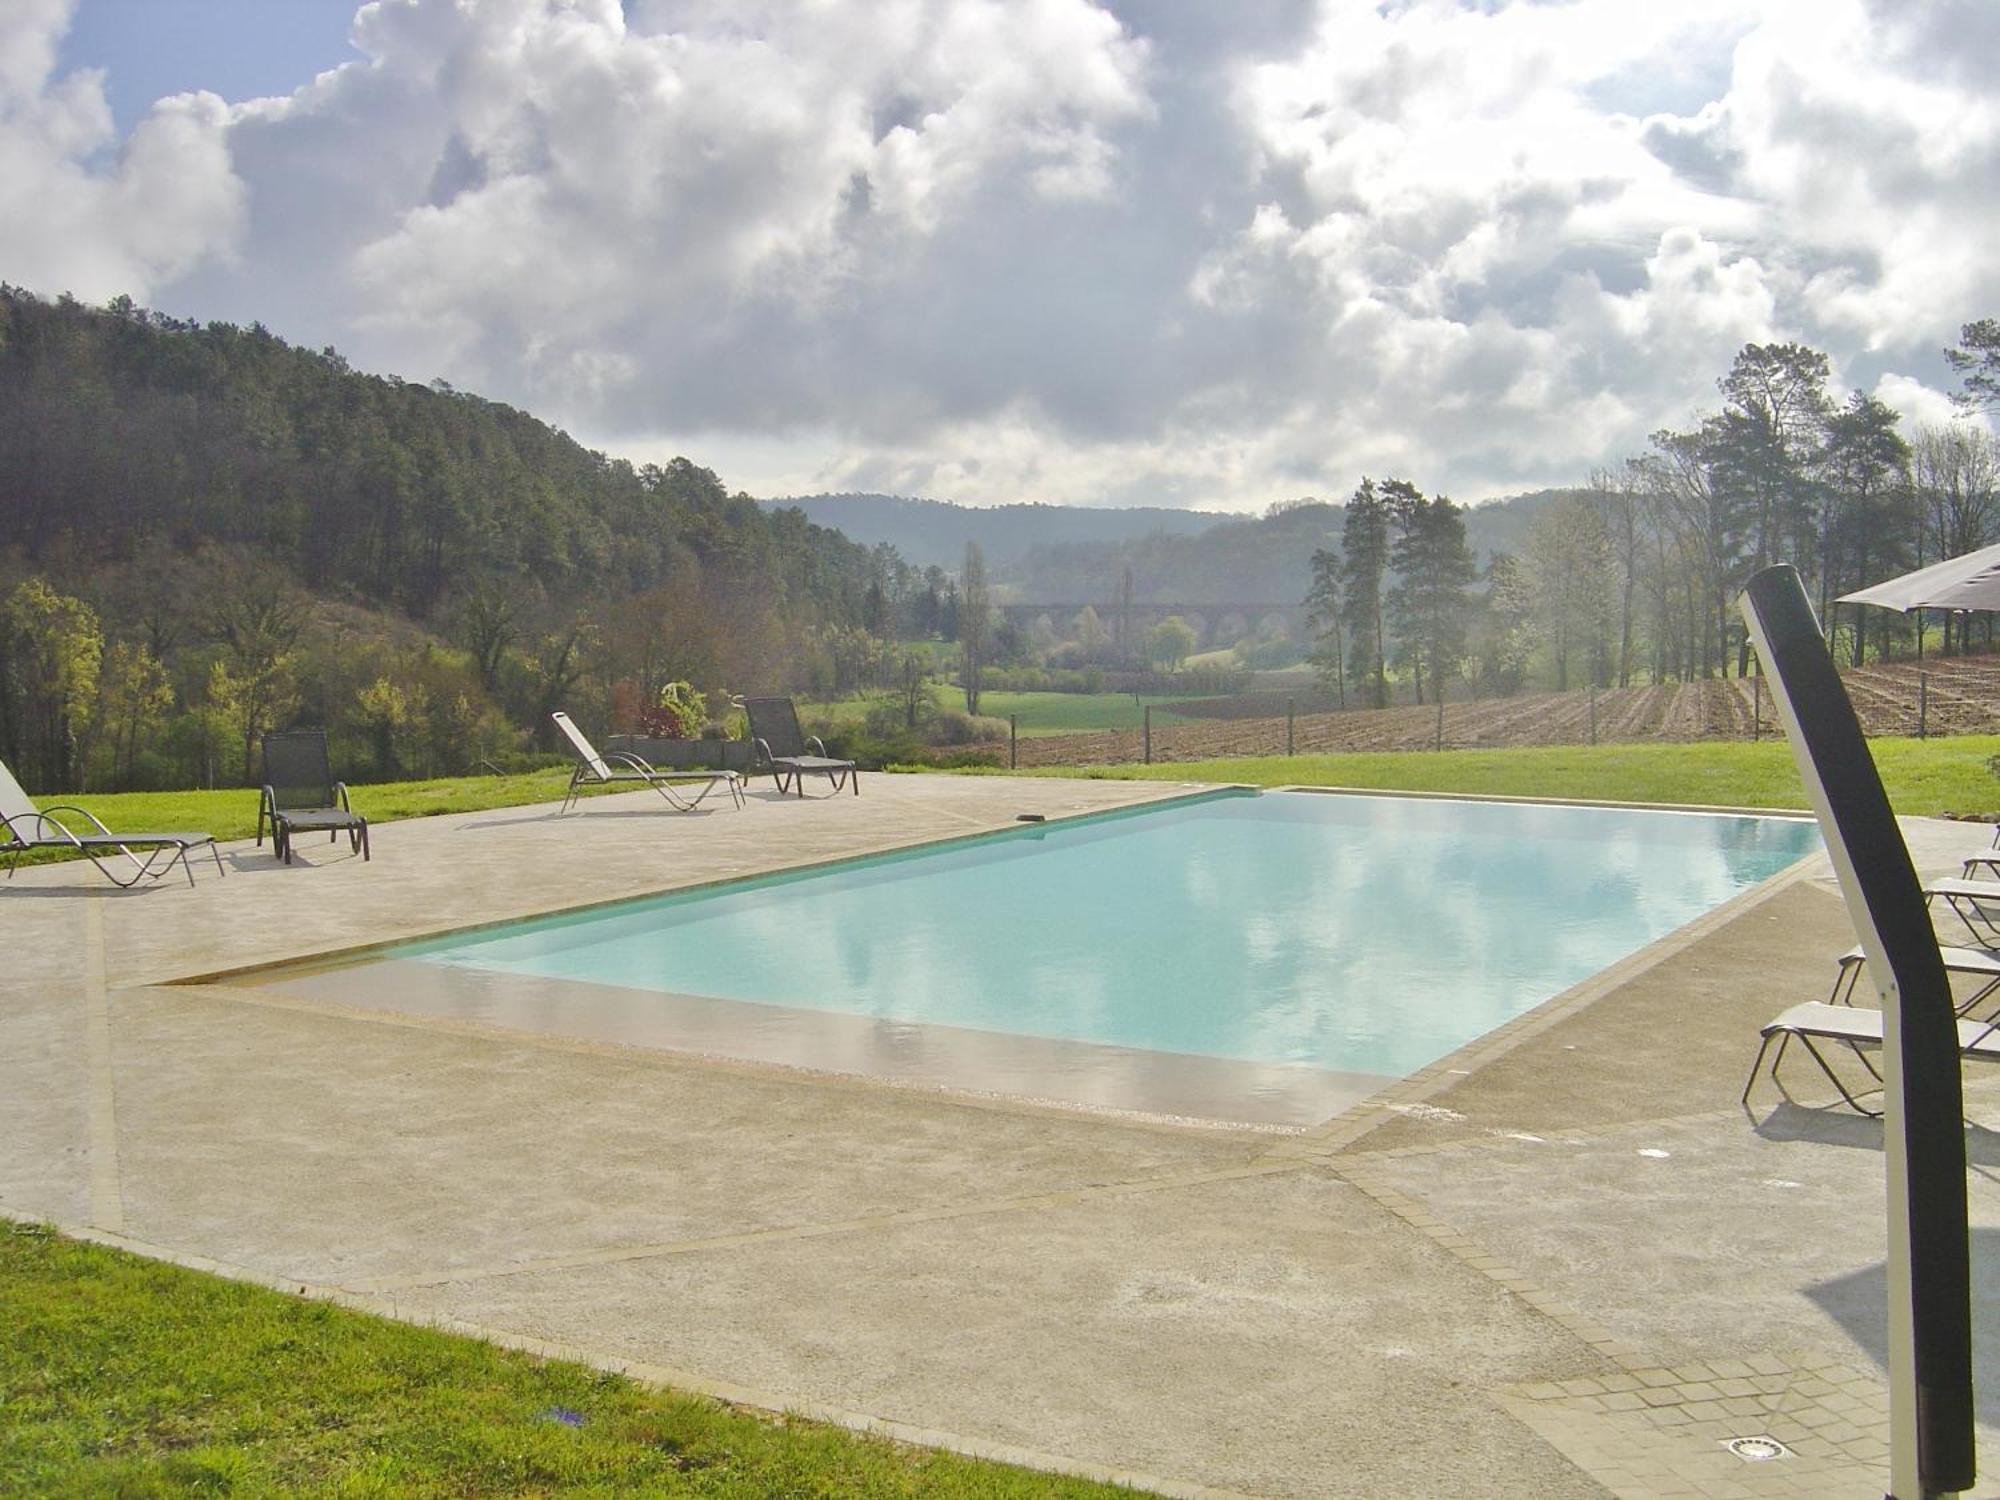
[1722,1435,1791,1462]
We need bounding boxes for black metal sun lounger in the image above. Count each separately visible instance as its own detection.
[741,696,858,797]
[257,730,370,865]
[551,712,744,813]
[1,758,221,889]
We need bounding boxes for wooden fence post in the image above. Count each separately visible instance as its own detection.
[1144,704,1152,765]
[1287,697,1295,757]
[1590,685,1598,746]
[1010,714,1017,769]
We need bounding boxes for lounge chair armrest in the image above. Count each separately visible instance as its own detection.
[602,751,659,775]
[752,737,775,767]
[0,812,71,848]
[333,781,353,812]
[807,735,830,757]
[34,803,117,839]
[24,813,81,846]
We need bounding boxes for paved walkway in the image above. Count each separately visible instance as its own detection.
[5,773,1999,1498]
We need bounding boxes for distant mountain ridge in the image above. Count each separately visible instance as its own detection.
[764,488,1576,605]
[757,492,1231,570]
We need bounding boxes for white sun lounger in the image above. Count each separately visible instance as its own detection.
[0,757,221,889]
[1922,878,2000,945]
[1829,943,2000,1016]
[1743,1001,2000,1116]
[551,712,744,813]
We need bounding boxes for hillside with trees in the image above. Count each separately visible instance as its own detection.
[756,493,1228,571]
[4,287,1995,798]
[0,287,887,793]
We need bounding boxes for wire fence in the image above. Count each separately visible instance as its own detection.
[1006,656,2000,769]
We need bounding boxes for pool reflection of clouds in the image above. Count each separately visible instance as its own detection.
[405,794,1817,1078]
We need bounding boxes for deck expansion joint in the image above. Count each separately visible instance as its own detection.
[340,1157,1316,1293]
[83,901,125,1234]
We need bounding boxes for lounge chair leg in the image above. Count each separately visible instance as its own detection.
[1791,1034,1884,1116]
[1742,1033,1778,1108]
[1961,974,2000,1019]
[1829,955,1863,1005]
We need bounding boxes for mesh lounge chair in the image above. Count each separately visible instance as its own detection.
[1742,1001,2000,1116]
[741,696,857,797]
[551,712,744,813]
[257,730,369,864]
[1,756,221,888]
[1827,942,2000,1017]
[1923,877,2000,945]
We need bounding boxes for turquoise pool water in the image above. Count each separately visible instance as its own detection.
[392,791,1819,1080]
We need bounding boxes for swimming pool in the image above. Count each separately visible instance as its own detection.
[254,790,1820,1125]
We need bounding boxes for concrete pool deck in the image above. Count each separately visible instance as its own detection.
[4,772,1999,1498]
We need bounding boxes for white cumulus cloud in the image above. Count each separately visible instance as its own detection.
[6,0,2000,508]
[0,0,242,302]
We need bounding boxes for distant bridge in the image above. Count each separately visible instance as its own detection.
[997,601,1305,627]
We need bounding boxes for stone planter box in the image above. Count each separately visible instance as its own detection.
[604,735,755,773]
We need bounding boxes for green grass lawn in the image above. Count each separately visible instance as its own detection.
[968,690,1215,737]
[0,1221,1134,1498]
[803,686,1218,737]
[24,738,2000,862]
[9,769,584,865]
[1008,735,2000,819]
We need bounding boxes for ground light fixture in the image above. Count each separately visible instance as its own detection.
[1739,564,1974,1500]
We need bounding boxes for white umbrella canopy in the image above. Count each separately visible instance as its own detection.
[1838,542,2000,613]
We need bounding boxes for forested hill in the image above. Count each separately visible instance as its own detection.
[761,486,1569,604]
[0,287,876,623]
[758,492,1229,570]
[1007,489,1567,604]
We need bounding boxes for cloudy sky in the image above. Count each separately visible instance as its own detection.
[7,0,1997,510]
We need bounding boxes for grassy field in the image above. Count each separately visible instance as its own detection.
[970,690,1213,736]
[9,768,582,863]
[1004,735,2000,819]
[0,1220,1132,1498]
[806,685,1217,737]
[21,738,2000,870]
